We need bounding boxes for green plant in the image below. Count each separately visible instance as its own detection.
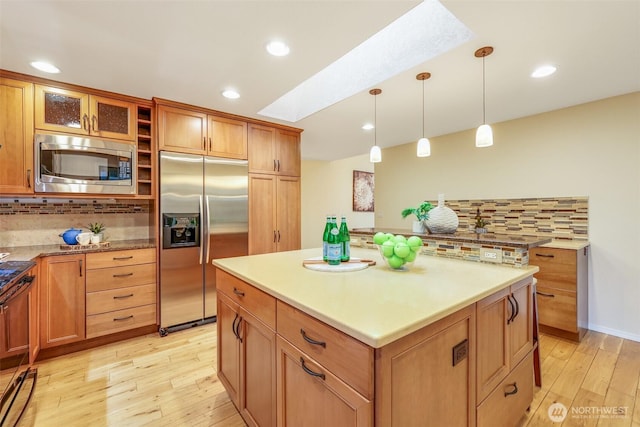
[88,222,106,234]
[401,201,433,222]
[474,208,487,229]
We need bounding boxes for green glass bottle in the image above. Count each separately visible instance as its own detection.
[322,215,331,261]
[339,216,350,262]
[326,216,341,265]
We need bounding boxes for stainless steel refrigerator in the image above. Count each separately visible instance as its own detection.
[159,151,248,334]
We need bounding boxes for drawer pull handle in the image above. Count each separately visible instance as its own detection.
[300,329,326,348]
[506,295,515,324]
[504,382,518,397]
[113,273,134,278]
[233,287,245,297]
[113,315,134,321]
[512,294,520,320]
[113,256,134,261]
[536,291,555,298]
[113,293,134,299]
[534,253,554,258]
[300,357,325,380]
[232,313,240,339]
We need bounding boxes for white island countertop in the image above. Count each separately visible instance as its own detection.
[214,247,538,348]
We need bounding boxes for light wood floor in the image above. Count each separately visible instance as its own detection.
[19,325,640,426]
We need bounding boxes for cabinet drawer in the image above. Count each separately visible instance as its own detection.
[477,352,533,427]
[529,247,576,282]
[216,270,276,329]
[87,283,156,315]
[536,286,578,333]
[86,248,156,269]
[86,263,156,292]
[277,301,374,399]
[86,304,156,339]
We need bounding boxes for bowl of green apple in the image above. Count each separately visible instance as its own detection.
[373,232,424,270]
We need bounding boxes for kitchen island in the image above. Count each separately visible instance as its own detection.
[213,247,539,427]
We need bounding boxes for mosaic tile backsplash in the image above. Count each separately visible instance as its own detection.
[435,196,588,241]
[0,200,152,247]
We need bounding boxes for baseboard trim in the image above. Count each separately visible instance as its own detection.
[587,323,640,343]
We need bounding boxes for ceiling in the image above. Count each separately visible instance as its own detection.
[1,1,639,161]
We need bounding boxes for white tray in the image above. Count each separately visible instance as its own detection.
[302,256,372,272]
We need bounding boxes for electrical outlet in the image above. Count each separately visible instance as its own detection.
[480,247,502,263]
[452,339,468,366]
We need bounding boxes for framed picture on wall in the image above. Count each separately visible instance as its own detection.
[353,170,374,212]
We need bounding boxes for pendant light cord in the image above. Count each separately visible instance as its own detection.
[482,55,486,125]
[374,93,377,147]
[422,79,426,138]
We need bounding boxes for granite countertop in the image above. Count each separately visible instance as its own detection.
[540,240,590,250]
[214,247,538,348]
[0,239,156,262]
[350,228,552,249]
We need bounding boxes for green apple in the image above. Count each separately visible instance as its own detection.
[384,233,395,242]
[405,250,417,262]
[387,255,404,269]
[407,235,423,248]
[373,232,388,245]
[381,240,395,257]
[393,242,410,258]
[393,234,407,243]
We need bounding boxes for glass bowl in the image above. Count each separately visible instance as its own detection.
[376,243,421,271]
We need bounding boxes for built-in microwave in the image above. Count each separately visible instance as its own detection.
[34,133,136,195]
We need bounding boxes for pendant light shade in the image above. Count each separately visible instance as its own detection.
[475,46,494,148]
[369,88,382,163]
[416,72,432,157]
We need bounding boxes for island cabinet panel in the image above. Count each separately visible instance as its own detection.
[217,270,277,427]
[375,305,476,427]
[476,277,533,426]
[277,301,374,399]
[276,335,372,427]
[39,254,86,349]
[0,77,34,195]
[530,246,588,341]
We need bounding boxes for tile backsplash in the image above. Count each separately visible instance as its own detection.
[434,196,588,241]
[0,200,152,247]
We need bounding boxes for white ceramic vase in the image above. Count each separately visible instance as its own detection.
[425,194,458,234]
[412,220,426,234]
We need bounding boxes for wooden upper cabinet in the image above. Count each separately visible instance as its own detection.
[248,124,300,176]
[0,77,34,194]
[158,105,207,154]
[208,116,247,159]
[157,105,248,159]
[34,85,135,142]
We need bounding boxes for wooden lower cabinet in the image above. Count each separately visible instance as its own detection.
[217,271,535,427]
[28,268,40,364]
[39,254,86,349]
[276,335,372,427]
[217,271,277,427]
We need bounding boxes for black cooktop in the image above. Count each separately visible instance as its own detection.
[0,261,36,295]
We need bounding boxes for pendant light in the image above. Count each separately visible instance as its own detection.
[369,88,382,163]
[416,72,432,157]
[475,46,494,148]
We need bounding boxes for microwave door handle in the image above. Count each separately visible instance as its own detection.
[199,195,204,265]
[205,195,212,264]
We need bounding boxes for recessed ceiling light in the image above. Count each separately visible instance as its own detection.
[30,61,60,73]
[362,123,374,130]
[531,65,557,78]
[266,41,290,57]
[222,89,240,99]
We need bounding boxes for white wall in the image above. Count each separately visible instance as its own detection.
[373,93,640,341]
[301,154,374,249]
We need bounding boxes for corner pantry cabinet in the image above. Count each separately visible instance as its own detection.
[0,77,34,194]
[248,124,300,176]
[156,103,248,159]
[248,174,300,255]
[35,84,136,142]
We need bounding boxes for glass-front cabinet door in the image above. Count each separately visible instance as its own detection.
[35,85,135,142]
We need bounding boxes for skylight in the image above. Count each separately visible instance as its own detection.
[258,0,474,123]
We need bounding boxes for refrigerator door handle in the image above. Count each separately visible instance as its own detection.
[205,195,212,264]
[199,195,204,265]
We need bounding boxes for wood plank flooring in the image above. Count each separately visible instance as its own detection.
[18,325,640,426]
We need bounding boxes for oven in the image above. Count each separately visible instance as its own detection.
[0,263,37,427]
